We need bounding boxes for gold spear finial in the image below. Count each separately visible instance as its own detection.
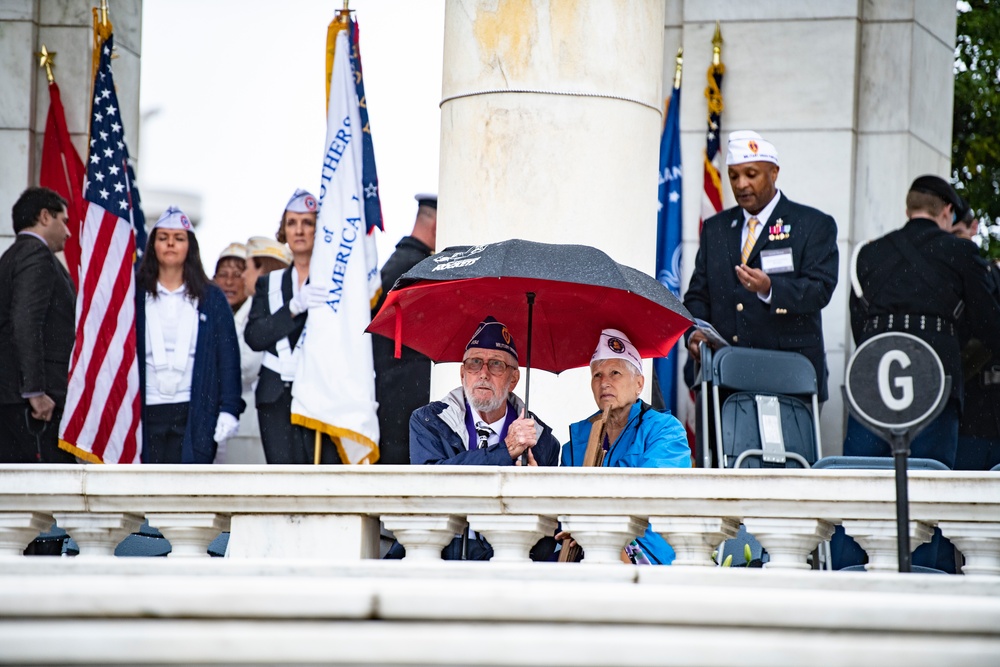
[712,21,723,67]
[100,0,109,27]
[339,0,351,23]
[37,44,56,83]
[673,47,683,89]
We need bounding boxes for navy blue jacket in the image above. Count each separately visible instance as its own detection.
[137,282,244,463]
[410,388,559,466]
[684,193,838,401]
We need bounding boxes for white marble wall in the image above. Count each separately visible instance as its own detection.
[0,0,142,242]
[664,0,955,454]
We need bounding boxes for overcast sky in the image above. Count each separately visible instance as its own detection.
[139,0,445,269]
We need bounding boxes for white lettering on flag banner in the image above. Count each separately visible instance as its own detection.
[290,28,380,464]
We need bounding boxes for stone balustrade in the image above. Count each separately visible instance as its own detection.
[0,465,998,575]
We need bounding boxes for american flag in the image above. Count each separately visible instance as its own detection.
[701,34,725,228]
[58,34,143,464]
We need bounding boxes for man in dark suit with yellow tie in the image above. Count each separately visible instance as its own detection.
[684,131,839,402]
[0,187,77,463]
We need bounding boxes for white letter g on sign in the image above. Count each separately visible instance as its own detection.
[877,350,913,411]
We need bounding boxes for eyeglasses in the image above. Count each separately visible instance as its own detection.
[462,357,511,376]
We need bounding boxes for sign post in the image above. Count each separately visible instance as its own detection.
[843,333,950,573]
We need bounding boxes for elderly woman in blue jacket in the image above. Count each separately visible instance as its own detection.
[560,328,691,564]
[136,207,243,463]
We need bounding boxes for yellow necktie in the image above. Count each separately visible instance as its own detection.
[741,217,759,265]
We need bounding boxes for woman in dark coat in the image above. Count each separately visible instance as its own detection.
[136,207,243,463]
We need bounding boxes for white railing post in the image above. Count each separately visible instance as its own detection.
[556,515,647,564]
[938,522,1000,576]
[840,520,934,572]
[381,515,467,561]
[741,518,834,570]
[0,512,53,556]
[467,515,557,562]
[146,513,230,558]
[650,516,741,566]
[52,512,143,557]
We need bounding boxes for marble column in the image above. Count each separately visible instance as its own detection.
[0,0,142,252]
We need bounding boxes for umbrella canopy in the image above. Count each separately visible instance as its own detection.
[366,239,693,374]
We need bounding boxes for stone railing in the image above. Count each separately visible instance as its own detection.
[1,465,998,575]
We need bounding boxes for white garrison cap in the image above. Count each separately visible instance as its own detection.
[591,328,643,375]
[153,206,193,231]
[284,189,319,214]
[246,236,292,266]
[726,130,779,166]
[218,242,247,261]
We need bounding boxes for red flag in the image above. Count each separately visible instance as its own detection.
[39,81,86,287]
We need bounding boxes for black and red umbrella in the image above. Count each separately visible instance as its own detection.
[366,239,693,414]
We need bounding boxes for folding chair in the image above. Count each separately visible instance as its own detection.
[706,346,822,469]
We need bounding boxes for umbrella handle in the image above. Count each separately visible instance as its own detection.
[522,292,535,467]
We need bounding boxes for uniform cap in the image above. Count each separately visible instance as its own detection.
[153,206,193,231]
[591,328,642,375]
[285,189,319,214]
[726,130,779,166]
[466,315,517,361]
[218,242,247,261]
[909,175,961,211]
[246,236,292,266]
[415,193,437,209]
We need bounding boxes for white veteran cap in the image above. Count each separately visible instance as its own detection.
[591,328,642,375]
[284,189,319,214]
[218,242,247,261]
[153,206,193,231]
[246,236,292,266]
[726,130,779,166]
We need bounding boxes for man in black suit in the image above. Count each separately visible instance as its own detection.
[372,193,437,464]
[0,187,77,463]
[684,131,839,401]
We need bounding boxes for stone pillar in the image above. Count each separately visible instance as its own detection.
[0,0,142,252]
[434,0,667,437]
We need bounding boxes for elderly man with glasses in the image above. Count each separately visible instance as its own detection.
[409,315,559,467]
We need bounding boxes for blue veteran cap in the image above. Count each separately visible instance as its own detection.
[466,316,517,360]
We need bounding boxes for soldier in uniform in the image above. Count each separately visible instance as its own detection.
[372,194,437,465]
[951,199,1000,471]
[846,175,1000,468]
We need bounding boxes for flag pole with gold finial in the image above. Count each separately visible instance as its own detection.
[37,45,57,84]
[326,0,353,113]
[316,0,355,465]
[673,46,683,90]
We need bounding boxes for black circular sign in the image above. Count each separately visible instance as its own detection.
[844,332,946,430]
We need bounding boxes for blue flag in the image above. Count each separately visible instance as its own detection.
[654,82,682,412]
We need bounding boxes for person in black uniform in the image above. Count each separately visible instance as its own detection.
[846,175,1000,468]
[244,189,339,464]
[951,199,1000,471]
[371,194,437,465]
[0,187,76,463]
[684,131,839,401]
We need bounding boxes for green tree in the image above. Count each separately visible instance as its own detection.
[952,0,1000,225]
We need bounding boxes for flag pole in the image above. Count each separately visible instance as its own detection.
[673,46,683,90]
[37,45,56,84]
[314,431,322,465]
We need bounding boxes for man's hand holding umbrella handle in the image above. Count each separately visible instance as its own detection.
[506,408,538,462]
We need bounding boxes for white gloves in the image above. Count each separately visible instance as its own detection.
[213,412,240,443]
[289,283,329,316]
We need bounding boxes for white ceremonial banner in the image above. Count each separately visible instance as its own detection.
[290,28,380,464]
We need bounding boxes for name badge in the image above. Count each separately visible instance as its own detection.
[760,247,794,274]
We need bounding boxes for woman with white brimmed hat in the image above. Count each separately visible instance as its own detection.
[135,206,243,463]
[558,328,691,564]
[244,190,334,464]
